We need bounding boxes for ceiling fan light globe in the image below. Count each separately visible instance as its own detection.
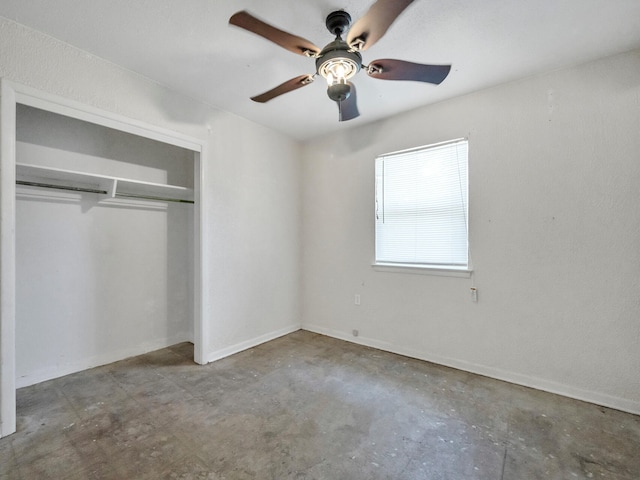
[316,41,362,85]
[319,57,359,84]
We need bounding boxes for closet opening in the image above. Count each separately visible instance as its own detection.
[1,80,208,438]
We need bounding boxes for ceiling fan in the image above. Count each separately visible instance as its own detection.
[229,0,451,122]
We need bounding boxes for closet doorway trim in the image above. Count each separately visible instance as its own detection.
[0,79,210,438]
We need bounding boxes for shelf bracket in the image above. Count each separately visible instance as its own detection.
[107,178,118,199]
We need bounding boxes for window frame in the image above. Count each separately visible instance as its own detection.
[373,138,471,277]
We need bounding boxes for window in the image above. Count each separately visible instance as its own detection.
[375,139,469,270]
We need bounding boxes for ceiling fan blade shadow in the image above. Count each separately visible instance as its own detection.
[347,0,414,51]
[338,83,360,121]
[367,59,451,84]
[230,11,321,56]
[251,75,315,103]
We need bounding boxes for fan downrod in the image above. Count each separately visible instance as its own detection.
[325,10,352,37]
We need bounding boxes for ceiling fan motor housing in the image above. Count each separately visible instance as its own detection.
[325,10,352,37]
[316,42,362,76]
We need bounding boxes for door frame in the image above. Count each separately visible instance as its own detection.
[0,79,210,437]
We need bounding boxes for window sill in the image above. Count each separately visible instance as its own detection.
[372,263,473,278]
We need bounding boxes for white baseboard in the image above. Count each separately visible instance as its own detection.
[16,333,192,389]
[206,324,301,364]
[302,323,640,416]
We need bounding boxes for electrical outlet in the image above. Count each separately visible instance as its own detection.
[470,287,478,302]
[354,294,361,305]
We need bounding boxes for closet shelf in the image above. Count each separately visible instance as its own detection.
[16,163,194,204]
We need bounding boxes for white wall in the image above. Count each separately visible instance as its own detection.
[0,17,302,371]
[206,113,302,359]
[301,49,640,414]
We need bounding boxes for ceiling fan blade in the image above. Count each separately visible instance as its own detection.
[230,11,321,57]
[346,0,414,51]
[367,59,451,84]
[338,83,360,122]
[251,75,315,103]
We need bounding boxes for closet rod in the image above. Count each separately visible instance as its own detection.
[16,180,107,195]
[16,180,195,204]
[115,193,195,204]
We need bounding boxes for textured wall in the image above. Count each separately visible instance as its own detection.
[301,49,640,413]
[0,17,302,368]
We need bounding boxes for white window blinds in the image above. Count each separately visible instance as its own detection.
[375,139,469,268]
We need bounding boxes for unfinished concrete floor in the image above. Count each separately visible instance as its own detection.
[1,331,639,479]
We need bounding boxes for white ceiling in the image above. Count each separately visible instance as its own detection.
[1,0,640,141]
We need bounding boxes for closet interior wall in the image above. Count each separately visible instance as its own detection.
[15,104,195,387]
